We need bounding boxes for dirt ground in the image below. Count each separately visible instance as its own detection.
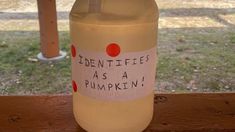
[0,0,235,94]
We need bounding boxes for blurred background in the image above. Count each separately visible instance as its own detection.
[0,0,234,95]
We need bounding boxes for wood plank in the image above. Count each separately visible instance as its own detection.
[0,93,235,131]
[150,93,235,132]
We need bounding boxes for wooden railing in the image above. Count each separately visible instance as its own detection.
[0,93,235,131]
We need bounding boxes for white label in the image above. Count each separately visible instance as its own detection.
[71,44,156,101]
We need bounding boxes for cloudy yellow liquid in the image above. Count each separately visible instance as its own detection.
[73,93,154,132]
[70,0,158,131]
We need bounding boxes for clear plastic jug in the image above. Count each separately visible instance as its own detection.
[70,0,159,131]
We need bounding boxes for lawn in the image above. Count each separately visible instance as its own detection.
[0,0,234,94]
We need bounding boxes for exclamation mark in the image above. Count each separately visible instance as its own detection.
[141,76,145,87]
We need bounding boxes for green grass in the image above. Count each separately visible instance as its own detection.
[157,30,235,92]
[0,32,71,95]
[0,30,234,94]
[231,35,235,43]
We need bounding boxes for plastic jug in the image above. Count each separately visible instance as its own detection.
[70,0,159,131]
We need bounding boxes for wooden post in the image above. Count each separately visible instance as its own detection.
[37,0,66,61]
[89,0,101,13]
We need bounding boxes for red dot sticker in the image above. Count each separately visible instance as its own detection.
[71,44,76,57]
[106,43,121,57]
[72,80,78,92]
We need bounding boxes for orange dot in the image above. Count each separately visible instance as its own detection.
[71,44,76,57]
[72,80,77,92]
[106,43,120,57]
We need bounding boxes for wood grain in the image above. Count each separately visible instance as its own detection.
[0,93,235,132]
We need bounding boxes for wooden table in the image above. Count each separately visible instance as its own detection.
[0,93,235,131]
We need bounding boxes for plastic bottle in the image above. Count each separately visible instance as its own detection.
[70,0,159,131]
